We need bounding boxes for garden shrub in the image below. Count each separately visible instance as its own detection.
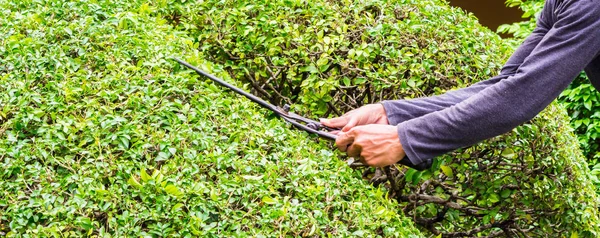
[170,0,600,236]
[173,0,513,116]
[561,76,600,162]
[0,0,421,236]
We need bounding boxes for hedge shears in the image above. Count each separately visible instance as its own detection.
[173,58,431,170]
[173,58,338,140]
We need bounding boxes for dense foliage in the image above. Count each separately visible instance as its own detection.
[173,0,512,116]
[499,0,600,162]
[169,0,600,236]
[0,0,422,236]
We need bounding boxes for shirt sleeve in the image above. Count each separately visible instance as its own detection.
[397,0,600,165]
[382,75,506,126]
[499,0,555,76]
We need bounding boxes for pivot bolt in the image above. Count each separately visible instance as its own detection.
[307,123,319,130]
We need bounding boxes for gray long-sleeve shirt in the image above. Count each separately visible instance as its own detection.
[383,0,600,169]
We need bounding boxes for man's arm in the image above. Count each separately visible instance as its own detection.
[382,75,505,125]
[499,0,556,76]
[383,0,555,127]
[397,0,600,165]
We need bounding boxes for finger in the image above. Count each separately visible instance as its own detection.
[364,156,387,168]
[342,108,358,117]
[346,143,362,157]
[320,116,349,128]
[342,117,358,132]
[335,132,355,152]
[330,130,341,135]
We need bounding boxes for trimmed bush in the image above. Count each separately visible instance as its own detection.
[171,0,600,236]
[0,0,420,236]
[174,0,512,116]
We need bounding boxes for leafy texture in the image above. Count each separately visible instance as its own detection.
[0,0,420,236]
[168,0,600,236]
[174,0,512,116]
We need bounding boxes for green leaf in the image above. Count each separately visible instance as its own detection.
[76,217,93,230]
[374,206,386,215]
[210,189,219,201]
[404,169,416,182]
[119,137,130,149]
[411,171,423,184]
[165,185,183,197]
[262,196,277,205]
[501,148,515,159]
[488,194,499,204]
[302,65,318,74]
[140,169,151,182]
[343,77,351,86]
[353,77,366,85]
[500,189,512,198]
[128,176,142,189]
[172,203,184,212]
[348,49,356,58]
[441,165,453,178]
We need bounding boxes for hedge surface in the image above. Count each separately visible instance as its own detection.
[0,0,421,236]
[169,0,600,236]
[172,0,513,116]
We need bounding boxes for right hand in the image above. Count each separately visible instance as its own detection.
[320,104,389,133]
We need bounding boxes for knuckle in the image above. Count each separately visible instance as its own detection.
[348,127,358,136]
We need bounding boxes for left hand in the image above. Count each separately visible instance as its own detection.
[335,124,406,167]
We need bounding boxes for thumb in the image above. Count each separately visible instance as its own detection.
[320,117,349,128]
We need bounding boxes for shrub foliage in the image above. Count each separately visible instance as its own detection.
[178,0,511,116]
[172,0,600,236]
[0,0,421,236]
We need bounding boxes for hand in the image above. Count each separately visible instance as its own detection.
[335,124,406,167]
[320,104,389,133]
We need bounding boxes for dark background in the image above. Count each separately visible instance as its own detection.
[447,0,525,38]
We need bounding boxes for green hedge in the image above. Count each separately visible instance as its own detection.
[173,0,512,116]
[170,0,600,236]
[0,0,421,236]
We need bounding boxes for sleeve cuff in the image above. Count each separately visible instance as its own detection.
[381,100,402,125]
[396,121,425,166]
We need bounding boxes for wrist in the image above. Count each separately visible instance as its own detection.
[377,103,390,124]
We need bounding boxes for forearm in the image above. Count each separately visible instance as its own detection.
[382,75,506,125]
